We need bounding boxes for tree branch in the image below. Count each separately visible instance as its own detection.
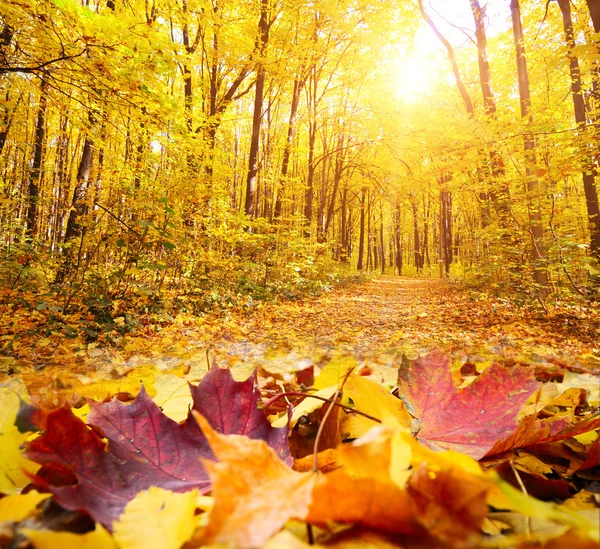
[0,48,88,74]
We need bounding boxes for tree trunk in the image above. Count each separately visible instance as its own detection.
[340,185,348,262]
[423,194,430,267]
[511,0,548,286]
[470,0,512,223]
[380,205,385,275]
[556,0,600,260]
[244,0,268,219]
[304,67,317,235]
[25,77,48,238]
[274,76,303,219]
[586,0,600,31]
[367,196,373,271]
[182,0,193,133]
[54,112,95,283]
[357,187,366,271]
[51,113,70,247]
[395,201,402,275]
[440,188,453,276]
[63,113,95,245]
[317,132,330,242]
[0,91,21,156]
[323,133,345,239]
[418,0,474,114]
[412,199,423,273]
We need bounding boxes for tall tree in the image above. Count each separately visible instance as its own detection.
[555,0,600,260]
[511,0,548,286]
[469,0,511,226]
[25,77,48,238]
[586,0,600,30]
[244,0,270,218]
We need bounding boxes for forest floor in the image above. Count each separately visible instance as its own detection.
[3,275,599,395]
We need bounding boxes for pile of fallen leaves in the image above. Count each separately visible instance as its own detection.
[0,349,598,549]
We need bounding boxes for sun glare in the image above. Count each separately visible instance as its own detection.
[389,30,437,101]
[389,0,506,102]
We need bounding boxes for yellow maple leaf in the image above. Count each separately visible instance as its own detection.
[152,374,193,423]
[112,487,197,549]
[313,355,357,390]
[0,388,39,494]
[21,526,116,549]
[343,375,412,431]
[0,491,50,522]
[338,426,412,488]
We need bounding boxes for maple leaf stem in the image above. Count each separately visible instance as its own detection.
[306,524,314,545]
[313,390,341,473]
[259,392,382,424]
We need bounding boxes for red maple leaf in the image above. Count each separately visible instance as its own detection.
[398,351,540,459]
[485,412,600,457]
[25,367,289,528]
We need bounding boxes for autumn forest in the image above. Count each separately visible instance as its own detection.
[1,0,600,548]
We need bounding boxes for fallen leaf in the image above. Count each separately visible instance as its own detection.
[313,356,356,390]
[21,525,116,549]
[343,375,412,430]
[337,426,412,488]
[25,367,290,528]
[0,388,40,494]
[407,463,491,543]
[112,487,197,549]
[194,412,315,549]
[306,468,419,535]
[485,413,600,457]
[188,367,290,463]
[576,438,599,471]
[152,374,193,422]
[0,491,50,522]
[398,351,540,459]
[557,372,600,406]
[488,475,598,540]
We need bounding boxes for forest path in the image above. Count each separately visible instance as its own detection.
[4,275,599,394]
[180,275,600,374]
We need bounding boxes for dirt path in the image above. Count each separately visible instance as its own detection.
[4,276,599,386]
[187,276,600,374]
